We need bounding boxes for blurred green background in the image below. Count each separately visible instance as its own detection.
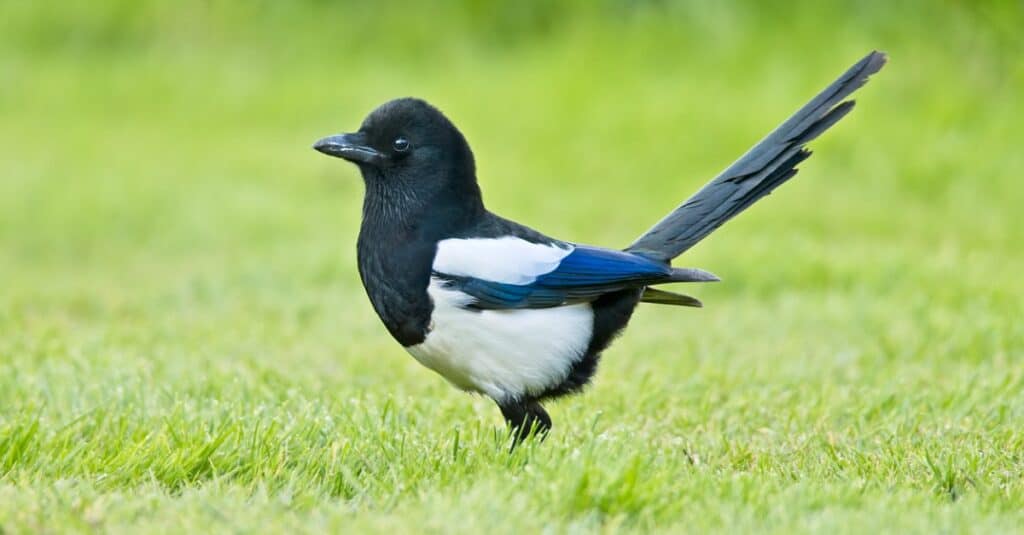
[2,1,1023,532]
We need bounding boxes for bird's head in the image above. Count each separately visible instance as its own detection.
[314,98,481,215]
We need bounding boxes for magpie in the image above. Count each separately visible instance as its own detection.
[313,51,886,444]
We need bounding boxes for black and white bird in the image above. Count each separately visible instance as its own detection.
[313,51,886,443]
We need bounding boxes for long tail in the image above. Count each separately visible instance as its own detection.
[626,51,887,261]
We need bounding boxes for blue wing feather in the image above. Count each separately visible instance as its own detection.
[435,245,673,309]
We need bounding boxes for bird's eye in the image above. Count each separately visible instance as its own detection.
[392,137,410,152]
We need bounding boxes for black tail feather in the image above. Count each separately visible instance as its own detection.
[640,287,703,307]
[626,51,886,260]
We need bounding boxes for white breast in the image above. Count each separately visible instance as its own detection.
[405,278,594,402]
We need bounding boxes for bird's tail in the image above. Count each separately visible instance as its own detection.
[626,51,887,261]
[640,287,703,308]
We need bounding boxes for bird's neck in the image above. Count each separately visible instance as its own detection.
[359,169,485,243]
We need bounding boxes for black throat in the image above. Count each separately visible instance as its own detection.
[355,164,484,346]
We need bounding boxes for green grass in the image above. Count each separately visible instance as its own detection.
[2,1,1023,532]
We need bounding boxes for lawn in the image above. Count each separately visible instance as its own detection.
[1,1,1023,532]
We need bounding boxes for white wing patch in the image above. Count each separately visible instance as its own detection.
[433,237,573,285]
[405,278,594,402]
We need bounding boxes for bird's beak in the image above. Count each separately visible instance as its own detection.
[312,132,384,166]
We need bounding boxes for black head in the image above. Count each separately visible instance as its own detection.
[314,98,483,223]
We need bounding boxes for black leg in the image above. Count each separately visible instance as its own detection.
[498,399,551,449]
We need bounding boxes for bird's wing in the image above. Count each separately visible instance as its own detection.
[431,238,682,309]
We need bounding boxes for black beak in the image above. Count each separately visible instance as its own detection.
[313,132,384,166]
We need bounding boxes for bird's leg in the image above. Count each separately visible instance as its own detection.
[498,399,551,450]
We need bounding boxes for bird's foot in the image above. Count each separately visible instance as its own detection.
[498,399,551,451]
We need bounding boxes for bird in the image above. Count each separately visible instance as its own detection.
[313,51,886,445]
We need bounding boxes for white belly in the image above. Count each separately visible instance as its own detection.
[405,278,594,402]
